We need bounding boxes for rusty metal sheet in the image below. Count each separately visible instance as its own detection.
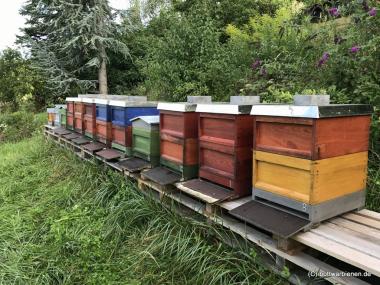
[142,167,181,186]
[54,128,72,135]
[116,157,150,173]
[96,149,122,161]
[71,137,90,145]
[229,200,310,238]
[182,179,233,201]
[63,133,81,140]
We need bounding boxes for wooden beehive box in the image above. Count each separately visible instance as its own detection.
[82,98,97,138]
[47,108,56,126]
[95,98,112,146]
[195,97,259,198]
[249,103,372,222]
[158,98,212,180]
[66,97,81,130]
[57,106,67,128]
[252,104,372,160]
[131,116,160,166]
[74,99,85,134]
[109,99,158,155]
[54,105,66,127]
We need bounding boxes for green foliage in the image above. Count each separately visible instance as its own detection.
[0,112,45,143]
[0,48,48,111]
[0,136,283,284]
[134,0,253,101]
[227,0,380,150]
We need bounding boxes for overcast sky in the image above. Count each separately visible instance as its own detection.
[0,0,129,52]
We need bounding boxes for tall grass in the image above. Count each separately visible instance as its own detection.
[0,136,283,285]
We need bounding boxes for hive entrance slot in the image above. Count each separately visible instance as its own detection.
[229,200,311,238]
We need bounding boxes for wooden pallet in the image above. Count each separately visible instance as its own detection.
[43,127,379,285]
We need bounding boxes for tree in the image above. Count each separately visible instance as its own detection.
[19,0,129,96]
[0,48,48,111]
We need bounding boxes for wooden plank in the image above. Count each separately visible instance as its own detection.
[213,215,371,285]
[357,209,380,221]
[294,231,380,276]
[310,223,380,258]
[328,217,380,241]
[219,196,251,211]
[342,212,380,231]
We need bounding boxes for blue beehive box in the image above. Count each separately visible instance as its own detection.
[95,98,112,122]
[109,100,159,127]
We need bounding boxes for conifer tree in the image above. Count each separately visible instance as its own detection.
[20,0,129,96]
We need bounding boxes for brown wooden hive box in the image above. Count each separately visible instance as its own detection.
[196,102,256,198]
[82,98,97,138]
[252,104,372,160]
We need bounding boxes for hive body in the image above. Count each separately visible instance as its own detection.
[198,113,253,197]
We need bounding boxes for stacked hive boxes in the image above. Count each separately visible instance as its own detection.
[158,96,211,180]
[56,105,67,128]
[47,108,56,126]
[65,98,78,130]
[82,98,97,138]
[95,98,112,145]
[131,116,160,166]
[109,99,158,155]
[230,95,372,236]
[184,96,259,198]
[74,98,85,134]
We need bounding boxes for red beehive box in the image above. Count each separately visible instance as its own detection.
[82,98,97,138]
[192,96,260,198]
[74,99,85,134]
[142,96,212,185]
[65,97,78,130]
[159,108,199,178]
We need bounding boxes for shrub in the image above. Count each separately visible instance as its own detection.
[0,112,45,143]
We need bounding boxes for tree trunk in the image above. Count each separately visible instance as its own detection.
[98,47,108,95]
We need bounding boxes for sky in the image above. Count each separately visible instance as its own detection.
[0,0,129,52]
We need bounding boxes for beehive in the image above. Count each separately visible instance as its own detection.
[131,116,160,166]
[82,98,97,138]
[54,105,66,127]
[229,100,372,237]
[157,96,212,180]
[95,98,112,145]
[250,102,372,222]
[193,96,259,198]
[58,107,67,128]
[74,98,85,134]
[47,108,56,126]
[66,97,81,130]
[109,99,158,155]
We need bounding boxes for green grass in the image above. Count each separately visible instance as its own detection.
[0,135,284,285]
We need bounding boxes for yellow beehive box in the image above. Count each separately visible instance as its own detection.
[253,150,368,205]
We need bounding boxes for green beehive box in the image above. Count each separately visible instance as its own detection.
[131,116,160,166]
[56,105,67,127]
